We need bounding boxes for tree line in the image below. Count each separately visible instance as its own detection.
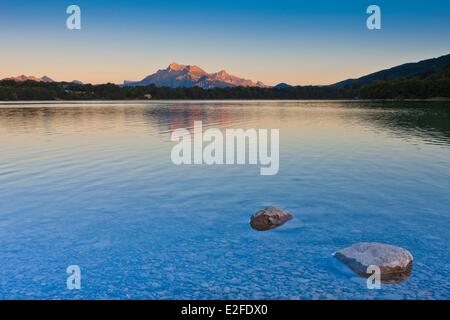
[359,67,450,99]
[0,80,357,100]
[1,68,449,101]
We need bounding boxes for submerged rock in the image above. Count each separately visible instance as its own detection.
[250,207,293,231]
[334,242,413,283]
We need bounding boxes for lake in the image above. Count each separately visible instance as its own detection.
[0,100,449,299]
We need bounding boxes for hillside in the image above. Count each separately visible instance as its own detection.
[333,54,450,88]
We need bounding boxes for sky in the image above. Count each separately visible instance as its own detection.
[1,0,450,85]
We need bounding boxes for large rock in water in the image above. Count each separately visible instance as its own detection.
[334,242,413,283]
[250,207,293,231]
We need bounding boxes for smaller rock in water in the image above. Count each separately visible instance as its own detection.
[334,242,413,283]
[250,207,293,231]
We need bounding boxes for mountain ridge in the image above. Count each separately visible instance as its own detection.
[123,63,267,89]
[2,75,55,83]
[333,54,450,88]
[2,53,450,89]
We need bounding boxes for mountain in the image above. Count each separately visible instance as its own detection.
[333,54,450,88]
[123,63,266,88]
[40,76,54,83]
[274,83,292,89]
[2,75,55,83]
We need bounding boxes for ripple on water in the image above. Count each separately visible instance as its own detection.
[0,101,449,299]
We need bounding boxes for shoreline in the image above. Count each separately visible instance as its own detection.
[1,98,450,105]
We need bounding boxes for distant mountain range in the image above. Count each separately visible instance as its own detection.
[1,75,84,85]
[333,53,450,88]
[3,54,450,89]
[123,63,267,89]
[3,75,55,83]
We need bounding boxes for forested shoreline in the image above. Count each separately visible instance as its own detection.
[1,67,449,101]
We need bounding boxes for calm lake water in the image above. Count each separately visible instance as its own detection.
[0,101,449,300]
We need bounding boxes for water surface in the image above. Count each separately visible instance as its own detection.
[0,101,449,299]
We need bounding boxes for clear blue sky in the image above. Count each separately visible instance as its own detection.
[1,0,449,85]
